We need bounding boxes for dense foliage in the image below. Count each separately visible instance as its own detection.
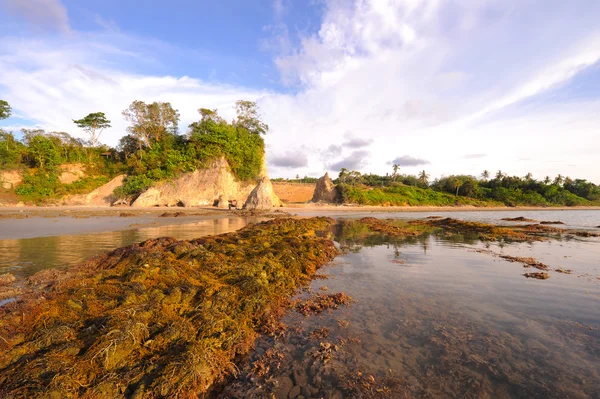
[0,99,267,203]
[333,168,600,207]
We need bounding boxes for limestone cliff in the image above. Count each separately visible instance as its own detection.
[131,157,280,208]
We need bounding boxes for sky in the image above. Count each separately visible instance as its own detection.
[0,0,599,182]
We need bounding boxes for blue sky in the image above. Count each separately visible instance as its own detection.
[1,0,600,182]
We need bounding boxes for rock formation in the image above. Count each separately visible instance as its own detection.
[244,177,284,210]
[132,157,280,208]
[311,172,337,203]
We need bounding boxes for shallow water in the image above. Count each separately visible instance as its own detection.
[299,209,600,230]
[221,226,600,398]
[0,216,264,278]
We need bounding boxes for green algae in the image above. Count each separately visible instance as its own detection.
[0,217,338,398]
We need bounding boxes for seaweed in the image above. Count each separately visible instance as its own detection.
[0,217,338,398]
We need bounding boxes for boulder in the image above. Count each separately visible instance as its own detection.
[244,177,283,210]
[311,172,337,203]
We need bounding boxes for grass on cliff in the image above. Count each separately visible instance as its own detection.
[0,217,338,398]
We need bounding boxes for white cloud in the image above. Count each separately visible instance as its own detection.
[261,0,600,182]
[2,0,600,184]
[0,0,70,33]
[0,34,265,146]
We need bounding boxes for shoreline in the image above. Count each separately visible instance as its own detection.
[1,203,600,216]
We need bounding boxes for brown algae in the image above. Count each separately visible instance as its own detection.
[0,217,338,398]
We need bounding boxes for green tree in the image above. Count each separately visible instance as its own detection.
[122,101,180,149]
[0,130,24,167]
[0,100,11,120]
[26,134,59,169]
[73,112,111,148]
[338,168,349,184]
[481,170,490,181]
[235,100,268,135]
[543,176,551,185]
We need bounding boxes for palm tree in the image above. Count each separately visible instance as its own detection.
[481,170,490,181]
[452,178,462,196]
[525,172,533,181]
[543,176,551,185]
[392,164,399,181]
[495,170,504,180]
[554,174,564,185]
[419,170,429,185]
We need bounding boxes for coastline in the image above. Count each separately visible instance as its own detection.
[1,203,600,217]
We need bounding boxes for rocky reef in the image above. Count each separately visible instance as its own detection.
[0,217,338,398]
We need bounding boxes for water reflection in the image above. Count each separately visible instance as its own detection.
[0,217,265,278]
[220,226,600,398]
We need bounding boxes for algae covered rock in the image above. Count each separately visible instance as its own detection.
[244,177,284,210]
[311,172,337,203]
[0,218,338,398]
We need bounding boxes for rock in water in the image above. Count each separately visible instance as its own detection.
[311,172,337,203]
[244,177,283,210]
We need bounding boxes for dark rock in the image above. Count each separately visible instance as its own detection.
[292,368,308,387]
[273,376,294,399]
[289,385,301,398]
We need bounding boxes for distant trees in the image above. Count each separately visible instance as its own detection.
[122,101,180,149]
[0,100,10,120]
[481,170,490,181]
[73,112,111,148]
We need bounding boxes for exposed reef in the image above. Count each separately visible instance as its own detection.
[0,217,338,398]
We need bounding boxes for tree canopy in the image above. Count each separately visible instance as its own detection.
[0,100,10,120]
[73,112,111,148]
[234,100,269,135]
[122,101,180,149]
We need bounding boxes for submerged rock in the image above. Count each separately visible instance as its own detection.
[311,173,337,203]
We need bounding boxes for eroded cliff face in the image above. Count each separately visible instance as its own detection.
[66,175,126,206]
[131,157,280,208]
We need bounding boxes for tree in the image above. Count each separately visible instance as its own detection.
[495,170,504,180]
[26,134,59,169]
[188,108,224,134]
[543,176,551,185]
[73,112,111,148]
[122,101,180,149]
[0,100,11,120]
[338,168,348,184]
[235,100,268,135]
[419,170,429,185]
[525,172,533,181]
[392,164,399,181]
[481,170,490,181]
[554,174,564,186]
[452,177,462,196]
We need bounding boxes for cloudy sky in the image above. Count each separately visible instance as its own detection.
[1,0,599,182]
